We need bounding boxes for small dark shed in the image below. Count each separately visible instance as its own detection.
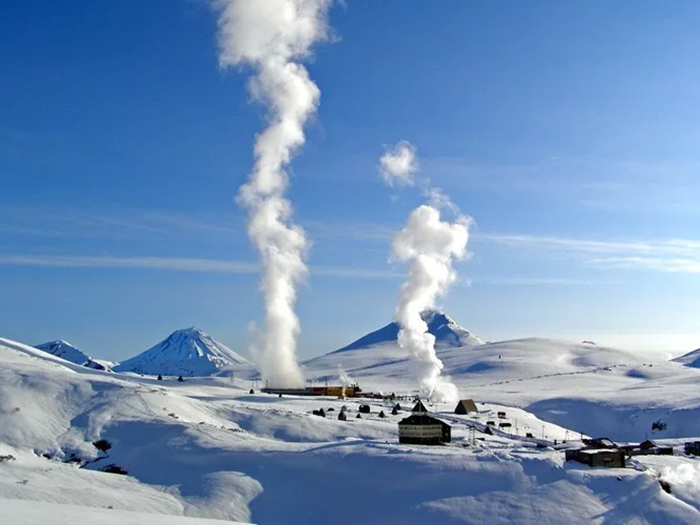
[454,399,478,415]
[685,442,700,456]
[359,404,371,414]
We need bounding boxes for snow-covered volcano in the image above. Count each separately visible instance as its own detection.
[673,347,700,368]
[34,340,106,370]
[332,310,482,354]
[113,327,249,377]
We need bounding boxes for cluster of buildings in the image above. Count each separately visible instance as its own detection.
[565,438,675,468]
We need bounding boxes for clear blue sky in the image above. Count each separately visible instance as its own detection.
[2,1,700,361]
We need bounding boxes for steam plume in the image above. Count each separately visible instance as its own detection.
[379,141,419,187]
[382,141,469,402]
[216,0,333,387]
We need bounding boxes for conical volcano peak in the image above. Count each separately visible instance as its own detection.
[332,311,482,353]
[114,327,250,376]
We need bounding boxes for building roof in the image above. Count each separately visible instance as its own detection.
[399,414,451,428]
[412,400,429,413]
[454,399,478,413]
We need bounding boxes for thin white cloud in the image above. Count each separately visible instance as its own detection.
[474,276,596,286]
[588,257,700,274]
[0,253,399,280]
[478,233,700,257]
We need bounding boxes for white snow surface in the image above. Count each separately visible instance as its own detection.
[4,333,700,524]
[34,340,106,370]
[113,327,250,377]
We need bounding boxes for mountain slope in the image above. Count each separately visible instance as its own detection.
[332,311,482,354]
[113,327,249,377]
[673,347,700,368]
[34,340,106,370]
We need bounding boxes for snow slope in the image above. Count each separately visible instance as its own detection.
[114,327,250,377]
[305,335,700,442]
[673,347,700,368]
[3,335,700,524]
[0,498,247,525]
[34,340,106,370]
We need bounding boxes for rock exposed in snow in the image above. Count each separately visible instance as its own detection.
[331,310,482,354]
[113,327,249,377]
[34,340,106,370]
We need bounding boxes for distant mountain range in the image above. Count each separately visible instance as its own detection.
[113,327,250,377]
[34,340,107,371]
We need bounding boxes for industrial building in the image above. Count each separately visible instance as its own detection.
[565,448,626,468]
[399,401,451,445]
[565,437,626,468]
[398,414,452,445]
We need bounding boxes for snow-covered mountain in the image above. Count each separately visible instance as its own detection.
[672,347,700,368]
[332,310,482,354]
[34,340,106,370]
[113,327,249,377]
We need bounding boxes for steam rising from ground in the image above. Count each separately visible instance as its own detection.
[381,141,470,402]
[379,141,419,186]
[216,0,333,387]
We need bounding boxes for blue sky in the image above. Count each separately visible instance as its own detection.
[3,1,700,361]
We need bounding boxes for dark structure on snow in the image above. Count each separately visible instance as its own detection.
[359,404,371,414]
[566,437,626,468]
[412,400,429,413]
[620,440,673,456]
[454,399,478,415]
[565,448,626,468]
[398,401,451,445]
[398,414,452,445]
[685,442,700,456]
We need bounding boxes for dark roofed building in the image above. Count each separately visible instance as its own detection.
[566,448,625,468]
[412,400,429,414]
[454,399,478,415]
[398,414,451,445]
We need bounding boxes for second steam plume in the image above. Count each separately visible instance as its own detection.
[380,142,470,402]
[216,0,334,387]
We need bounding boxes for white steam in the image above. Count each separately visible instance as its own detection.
[382,141,469,402]
[661,463,700,487]
[338,365,351,397]
[216,0,333,388]
[379,140,419,187]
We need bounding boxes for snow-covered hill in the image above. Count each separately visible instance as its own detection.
[332,311,482,354]
[3,335,700,524]
[113,328,250,377]
[34,340,106,370]
[673,347,700,368]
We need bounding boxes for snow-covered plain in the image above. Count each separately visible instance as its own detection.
[3,325,700,524]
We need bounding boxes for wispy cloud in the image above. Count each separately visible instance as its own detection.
[588,256,700,274]
[478,232,700,274]
[479,232,700,257]
[474,276,596,286]
[0,207,241,241]
[0,253,400,280]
